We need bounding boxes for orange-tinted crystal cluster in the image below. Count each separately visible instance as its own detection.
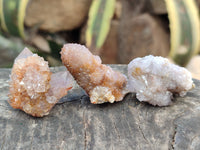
[61,44,127,104]
[9,48,73,117]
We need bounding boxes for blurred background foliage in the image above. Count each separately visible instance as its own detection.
[0,0,200,77]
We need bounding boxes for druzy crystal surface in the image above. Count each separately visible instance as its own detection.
[9,48,73,117]
[128,55,194,106]
[61,43,127,104]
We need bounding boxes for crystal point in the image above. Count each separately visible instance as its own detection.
[47,71,74,100]
[61,43,127,104]
[15,47,33,62]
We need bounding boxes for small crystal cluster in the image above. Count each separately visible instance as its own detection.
[127,55,194,106]
[61,44,127,104]
[9,48,73,117]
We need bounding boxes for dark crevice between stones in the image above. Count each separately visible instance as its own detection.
[170,124,177,150]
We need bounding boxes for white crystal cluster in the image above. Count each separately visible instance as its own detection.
[128,55,194,106]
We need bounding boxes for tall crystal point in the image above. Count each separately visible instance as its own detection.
[61,43,127,104]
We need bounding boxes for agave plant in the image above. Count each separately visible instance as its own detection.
[85,0,116,54]
[0,0,29,38]
[165,0,200,66]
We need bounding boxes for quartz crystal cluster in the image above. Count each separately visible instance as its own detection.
[127,55,194,106]
[9,48,73,117]
[61,44,127,104]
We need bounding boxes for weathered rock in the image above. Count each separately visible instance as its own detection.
[1,66,200,149]
[31,35,50,53]
[186,55,200,80]
[118,13,169,64]
[25,0,92,32]
[120,0,146,19]
[145,0,167,14]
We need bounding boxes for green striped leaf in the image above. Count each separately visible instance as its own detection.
[0,0,29,38]
[86,0,116,52]
[0,0,3,34]
[165,0,200,66]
